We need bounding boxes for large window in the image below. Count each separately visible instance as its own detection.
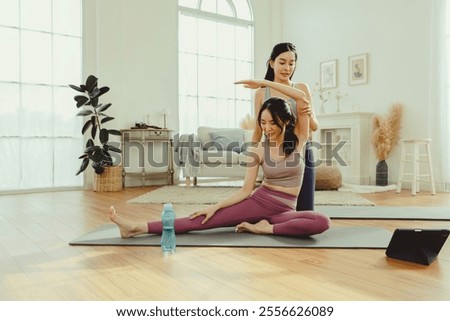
[0,0,83,192]
[178,0,254,134]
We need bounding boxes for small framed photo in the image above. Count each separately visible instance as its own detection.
[320,59,337,89]
[348,53,368,85]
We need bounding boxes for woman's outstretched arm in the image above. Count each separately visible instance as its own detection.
[235,79,310,146]
[235,79,308,102]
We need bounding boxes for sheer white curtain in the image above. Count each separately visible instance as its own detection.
[0,0,83,192]
[428,0,450,190]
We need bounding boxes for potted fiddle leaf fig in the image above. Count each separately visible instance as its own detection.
[69,75,122,177]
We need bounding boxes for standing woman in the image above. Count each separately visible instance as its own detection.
[252,42,318,211]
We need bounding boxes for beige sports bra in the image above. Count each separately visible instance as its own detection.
[261,142,304,188]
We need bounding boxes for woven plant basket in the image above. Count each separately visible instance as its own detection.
[93,165,123,192]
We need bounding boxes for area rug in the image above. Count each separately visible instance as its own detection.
[69,225,391,249]
[338,183,397,193]
[316,206,450,221]
[127,186,375,206]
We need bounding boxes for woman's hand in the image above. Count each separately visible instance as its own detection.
[189,205,219,224]
[298,99,313,115]
[234,79,264,89]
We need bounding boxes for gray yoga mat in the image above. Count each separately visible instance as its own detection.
[69,225,392,249]
[320,206,450,221]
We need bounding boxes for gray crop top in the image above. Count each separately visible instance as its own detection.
[261,142,304,188]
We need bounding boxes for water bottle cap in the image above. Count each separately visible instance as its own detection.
[163,203,173,210]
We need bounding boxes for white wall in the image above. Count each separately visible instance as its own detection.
[82,0,442,189]
[282,0,439,187]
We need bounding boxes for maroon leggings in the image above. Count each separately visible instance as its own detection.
[147,186,330,237]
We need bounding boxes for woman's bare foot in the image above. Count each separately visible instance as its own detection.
[235,219,273,234]
[109,206,147,238]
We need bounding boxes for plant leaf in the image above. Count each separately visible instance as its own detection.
[102,150,113,165]
[76,158,90,176]
[86,75,98,92]
[91,86,109,98]
[105,145,122,153]
[86,139,94,148]
[81,118,93,134]
[108,129,122,136]
[98,103,111,112]
[90,87,100,99]
[68,84,84,93]
[93,86,110,99]
[91,149,104,162]
[91,123,97,139]
[85,145,100,154]
[77,109,93,117]
[91,87,109,98]
[90,97,99,107]
[92,162,104,174]
[100,128,109,145]
[101,116,114,124]
[74,95,89,108]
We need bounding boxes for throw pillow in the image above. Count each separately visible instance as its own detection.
[209,129,244,153]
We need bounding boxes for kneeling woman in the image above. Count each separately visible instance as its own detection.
[109,79,330,238]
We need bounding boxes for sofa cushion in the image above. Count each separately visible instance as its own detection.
[209,129,244,153]
[199,149,240,165]
[197,127,229,145]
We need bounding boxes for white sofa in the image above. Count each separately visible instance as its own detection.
[174,126,263,187]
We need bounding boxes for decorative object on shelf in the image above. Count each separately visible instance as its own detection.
[161,108,168,129]
[371,103,404,186]
[320,59,337,89]
[334,91,347,113]
[69,75,122,181]
[314,82,331,114]
[348,53,368,85]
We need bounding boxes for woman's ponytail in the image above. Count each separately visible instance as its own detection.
[283,121,298,156]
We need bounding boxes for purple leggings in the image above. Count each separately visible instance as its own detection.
[147,186,330,237]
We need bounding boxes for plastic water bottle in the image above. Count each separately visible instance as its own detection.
[161,203,176,252]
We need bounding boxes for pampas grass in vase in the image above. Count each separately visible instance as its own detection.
[239,113,256,130]
[371,103,404,185]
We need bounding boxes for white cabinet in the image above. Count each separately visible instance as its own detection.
[314,112,372,185]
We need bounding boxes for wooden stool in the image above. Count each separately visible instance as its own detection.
[396,139,436,195]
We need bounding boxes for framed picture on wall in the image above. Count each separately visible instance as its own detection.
[348,53,368,85]
[320,59,337,89]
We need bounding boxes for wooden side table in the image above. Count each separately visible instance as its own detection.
[121,128,174,187]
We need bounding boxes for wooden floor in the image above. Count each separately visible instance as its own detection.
[0,185,450,301]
